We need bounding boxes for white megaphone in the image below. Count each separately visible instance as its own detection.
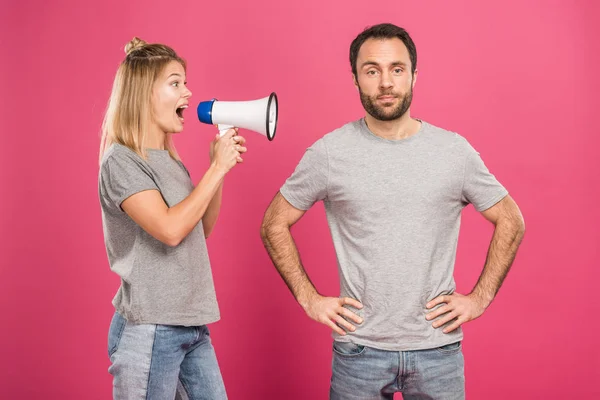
[197,92,278,141]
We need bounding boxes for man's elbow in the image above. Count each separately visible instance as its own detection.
[260,220,271,243]
[498,198,526,240]
[504,210,526,242]
[516,214,526,239]
[260,218,285,244]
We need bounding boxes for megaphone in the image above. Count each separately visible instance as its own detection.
[197,92,278,141]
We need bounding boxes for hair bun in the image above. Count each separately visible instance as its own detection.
[124,37,147,55]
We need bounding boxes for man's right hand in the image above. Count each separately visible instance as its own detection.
[302,294,364,335]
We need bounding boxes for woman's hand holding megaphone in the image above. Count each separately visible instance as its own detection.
[210,128,247,173]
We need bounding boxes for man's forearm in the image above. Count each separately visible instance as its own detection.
[471,215,525,307]
[260,224,318,308]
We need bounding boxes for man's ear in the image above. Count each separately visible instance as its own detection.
[412,69,418,88]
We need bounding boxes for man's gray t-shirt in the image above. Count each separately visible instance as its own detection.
[280,119,508,351]
[99,144,220,326]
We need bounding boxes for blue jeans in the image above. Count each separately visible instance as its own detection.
[108,312,227,400]
[330,341,465,400]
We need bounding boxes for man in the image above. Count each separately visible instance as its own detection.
[260,23,525,399]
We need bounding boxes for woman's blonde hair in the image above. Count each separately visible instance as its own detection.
[99,37,186,164]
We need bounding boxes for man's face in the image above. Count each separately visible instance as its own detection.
[354,38,417,121]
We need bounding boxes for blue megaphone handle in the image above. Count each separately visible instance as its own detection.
[197,99,217,124]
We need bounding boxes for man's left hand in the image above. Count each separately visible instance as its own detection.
[425,292,487,334]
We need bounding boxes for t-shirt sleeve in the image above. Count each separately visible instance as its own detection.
[280,139,329,211]
[461,141,508,212]
[100,150,159,211]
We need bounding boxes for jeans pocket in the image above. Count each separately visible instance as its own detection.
[333,341,367,357]
[107,312,127,358]
[434,341,462,354]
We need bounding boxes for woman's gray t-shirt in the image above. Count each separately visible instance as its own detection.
[99,144,219,326]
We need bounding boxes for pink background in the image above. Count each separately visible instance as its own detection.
[1,0,598,398]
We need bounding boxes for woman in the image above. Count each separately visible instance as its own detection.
[98,37,245,399]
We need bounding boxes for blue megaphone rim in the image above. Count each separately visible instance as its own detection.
[197,98,218,124]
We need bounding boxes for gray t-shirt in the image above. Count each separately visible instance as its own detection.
[99,144,220,326]
[280,119,508,351]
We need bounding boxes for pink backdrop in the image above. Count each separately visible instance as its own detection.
[1,0,598,398]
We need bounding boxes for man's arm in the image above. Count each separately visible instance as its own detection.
[260,192,363,335]
[426,195,525,333]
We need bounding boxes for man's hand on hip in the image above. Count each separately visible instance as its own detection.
[425,292,487,333]
[303,294,363,335]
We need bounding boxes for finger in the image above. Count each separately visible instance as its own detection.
[236,146,248,153]
[325,319,346,335]
[426,305,451,321]
[426,295,449,309]
[432,312,458,329]
[333,315,356,332]
[341,297,363,309]
[339,307,363,325]
[443,318,464,334]
[221,129,236,140]
[233,135,246,145]
[236,156,244,163]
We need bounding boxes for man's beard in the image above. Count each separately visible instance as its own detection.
[359,84,413,122]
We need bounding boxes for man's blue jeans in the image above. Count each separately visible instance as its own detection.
[330,341,465,400]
